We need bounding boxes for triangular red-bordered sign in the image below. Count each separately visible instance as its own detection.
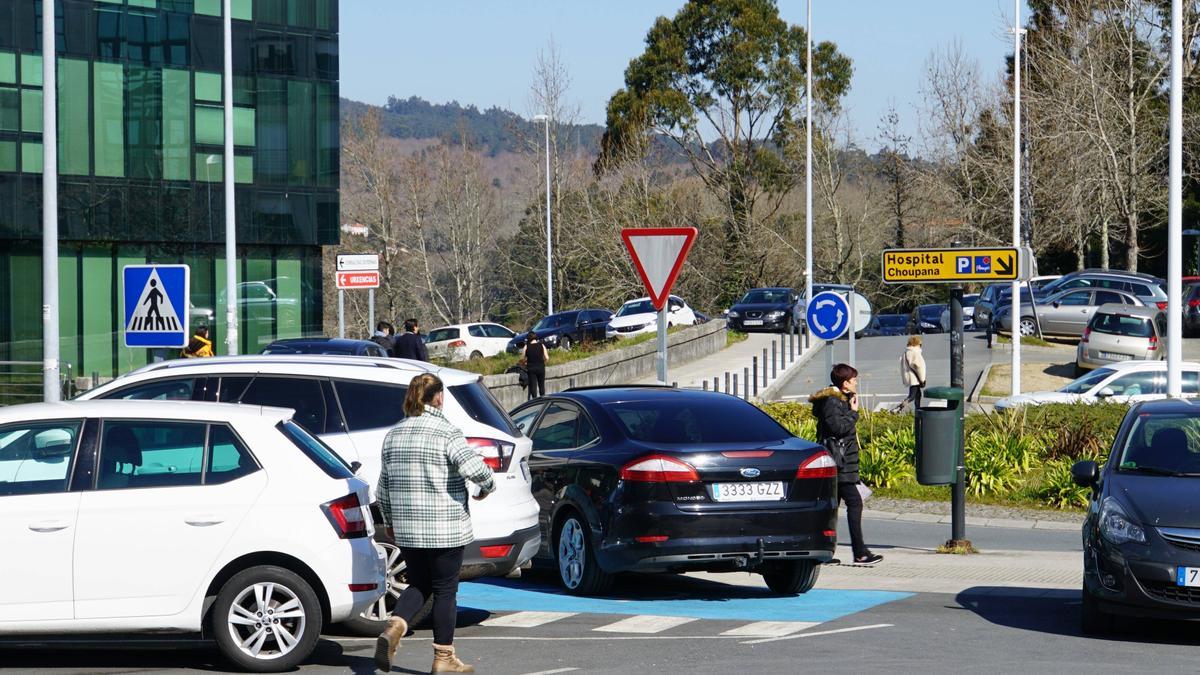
[621,227,698,310]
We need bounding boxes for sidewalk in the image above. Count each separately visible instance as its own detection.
[633,330,821,396]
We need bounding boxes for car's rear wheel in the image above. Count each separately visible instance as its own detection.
[342,540,433,635]
[470,350,484,360]
[560,336,574,351]
[761,561,820,595]
[1080,583,1116,635]
[212,566,322,673]
[555,513,612,596]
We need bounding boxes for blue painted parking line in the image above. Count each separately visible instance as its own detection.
[458,579,911,623]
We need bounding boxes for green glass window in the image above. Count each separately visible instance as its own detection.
[233,0,253,21]
[20,89,41,133]
[59,59,90,176]
[195,105,223,145]
[0,86,16,131]
[126,66,161,180]
[274,258,301,338]
[195,71,221,102]
[256,0,285,24]
[316,82,336,187]
[195,152,221,182]
[288,0,313,27]
[195,0,221,16]
[234,107,254,146]
[0,52,15,84]
[20,54,41,87]
[22,142,42,173]
[315,0,335,31]
[82,246,116,377]
[93,62,125,177]
[129,0,157,7]
[287,80,313,184]
[162,68,191,180]
[0,140,15,172]
[256,77,287,184]
[235,155,252,184]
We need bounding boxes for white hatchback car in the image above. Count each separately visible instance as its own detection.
[426,323,517,362]
[78,355,540,635]
[609,295,696,337]
[994,360,1200,411]
[0,400,384,671]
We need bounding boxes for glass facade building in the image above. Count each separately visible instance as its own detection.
[0,0,338,382]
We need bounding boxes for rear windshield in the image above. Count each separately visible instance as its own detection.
[278,421,355,479]
[606,397,792,444]
[533,314,573,331]
[1091,313,1154,338]
[449,381,519,436]
[428,328,460,343]
[1117,414,1200,475]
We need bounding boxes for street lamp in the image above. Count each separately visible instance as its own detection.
[533,113,553,315]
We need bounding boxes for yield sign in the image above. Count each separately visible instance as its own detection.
[621,227,698,310]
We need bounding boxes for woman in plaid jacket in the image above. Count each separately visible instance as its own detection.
[375,374,495,673]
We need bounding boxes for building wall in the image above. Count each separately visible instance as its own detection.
[0,0,338,381]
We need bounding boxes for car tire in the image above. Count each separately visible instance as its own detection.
[211,565,323,673]
[1080,583,1116,635]
[555,512,613,596]
[1018,317,1037,337]
[560,336,574,351]
[341,540,433,636]
[761,561,820,595]
[469,350,483,360]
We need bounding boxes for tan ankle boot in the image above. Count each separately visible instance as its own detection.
[431,643,474,673]
[373,616,408,672]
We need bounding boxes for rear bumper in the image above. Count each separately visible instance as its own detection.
[323,537,389,624]
[461,523,541,580]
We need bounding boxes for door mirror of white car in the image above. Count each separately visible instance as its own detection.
[350,460,362,474]
[32,429,74,459]
[1096,387,1116,398]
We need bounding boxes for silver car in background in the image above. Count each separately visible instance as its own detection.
[1076,304,1167,375]
[996,287,1143,338]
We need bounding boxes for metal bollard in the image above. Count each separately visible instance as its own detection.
[762,349,768,387]
[772,340,778,380]
[752,357,758,397]
[569,377,575,389]
[713,376,720,393]
[702,381,709,391]
[725,371,731,393]
[733,373,739,398]
[672,382,678,388]
[743,367,751,401]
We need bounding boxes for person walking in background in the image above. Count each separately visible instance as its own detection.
[180,325,214,358]
[375,374,495,673]
[370,320,395,355]
[394,318,428,361]
[810,364,883,566]
[898,335,927,412]
[523,330,548,399]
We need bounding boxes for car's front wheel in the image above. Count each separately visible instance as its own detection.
[761,561,820,595]
[212,565,322,673]
[1018,317,1038,337]
[342,540,433,635]
[560,335,574,351]
[555,513,612,596]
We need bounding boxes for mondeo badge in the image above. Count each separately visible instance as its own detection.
[740,467,761,478]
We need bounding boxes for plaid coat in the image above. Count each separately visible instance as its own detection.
[376,405,496,548]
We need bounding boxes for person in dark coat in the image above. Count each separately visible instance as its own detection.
[370,321,396,355]
[810,363,883,566]
[394,318,428,362]
[523,330,548,399]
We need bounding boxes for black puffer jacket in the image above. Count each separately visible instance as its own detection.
[810,386,860,484]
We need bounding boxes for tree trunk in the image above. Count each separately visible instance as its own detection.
[1100,216,1109,270]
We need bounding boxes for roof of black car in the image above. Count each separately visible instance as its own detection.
[560,385,730,404]
[1133,398,1200,415]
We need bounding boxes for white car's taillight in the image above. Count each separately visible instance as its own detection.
[468,437,515,472]
[321,493,369,539]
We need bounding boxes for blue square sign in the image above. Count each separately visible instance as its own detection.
[974,256,991,273]
[122,264,190,348]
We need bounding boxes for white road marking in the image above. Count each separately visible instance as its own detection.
[592,615,699,634]
[521,669,581,675]
[739,623,893,645]
[482,611,577,628]
[720,621,819,637]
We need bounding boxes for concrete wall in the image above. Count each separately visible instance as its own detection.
[483,320,728,410]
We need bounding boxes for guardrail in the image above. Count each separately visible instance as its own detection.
[0,361,75,406]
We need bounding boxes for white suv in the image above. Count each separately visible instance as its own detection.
[0,400,385,672]
[79,355,540,635]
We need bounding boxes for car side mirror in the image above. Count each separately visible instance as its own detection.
[350,461,362,474]
[32,442,73,460]
[1097,387,1115,398]
[1071,460,1100,488]
[1052,301,1061,308]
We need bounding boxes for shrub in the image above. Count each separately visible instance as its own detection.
[1035,458,1096,510]
[964,432,1021,496]
[758,402,814,438]
[860,427,915,488]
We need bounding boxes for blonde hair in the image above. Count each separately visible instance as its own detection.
[907,335,922,347]
[403,374,443,417]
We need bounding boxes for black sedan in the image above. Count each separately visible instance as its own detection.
[726,287,798,333]
[507,309,613,353]
[510,386,837,596]
[259,337,389,357]
[1073,399,1200,633]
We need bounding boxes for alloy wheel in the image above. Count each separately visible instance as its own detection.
[1019,318,1037,337]
[558,518,586,589]
[360,541,408,624]
[225,581,307,661]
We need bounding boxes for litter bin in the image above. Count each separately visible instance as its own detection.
[915,386,964,486]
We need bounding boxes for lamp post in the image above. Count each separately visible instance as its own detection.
[41,0,59,401]
[804,0,813,348]
[533,113,553,316]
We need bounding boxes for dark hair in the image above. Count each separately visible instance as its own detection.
[403,374,443,417]
[528,331,539,342]
[404,318,418,333]
[376,320,393,333]
[195,325,209,338]
[831,363,858,389]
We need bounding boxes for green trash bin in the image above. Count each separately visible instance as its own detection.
[915,386,964,486]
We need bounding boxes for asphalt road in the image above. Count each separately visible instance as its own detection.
[777,332,996,406]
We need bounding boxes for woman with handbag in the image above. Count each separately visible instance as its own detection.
[810,363,883,566]
[523,330,548,400]
[898,335,927,412]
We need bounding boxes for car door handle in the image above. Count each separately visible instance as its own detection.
[185,515,225,527]
[29,520,71,533]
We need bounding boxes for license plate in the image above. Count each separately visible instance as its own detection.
[1178,567,1200,587]
[710,481,785,502]
[1099,352,1132,361]
[743,319,764,326]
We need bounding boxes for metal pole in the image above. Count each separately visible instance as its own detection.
[950,287,968,546]
[950,288,964,389]
[772,339,778,380]
[222,0,238,355]
[656,307,668,384]
[743,367,750,401]
[41,0,59,402]
[702,381,708,391]
[732,373,738,398]
[824,339,833,383]
[752,357,759,397]
[368,288,375,338]
[1169,0,1183,397]
[725,371,730,394]
[804,0,814,340]
[544,117,553,316]
[338,290,345,338]
[848,292,856,366]
[713,376,719,393]
[1009,0,1022,396]
[762,349,769,387]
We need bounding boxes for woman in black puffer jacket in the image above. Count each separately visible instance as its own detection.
[810,363,882,566]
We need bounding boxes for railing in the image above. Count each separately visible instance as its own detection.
[0,361,74,406]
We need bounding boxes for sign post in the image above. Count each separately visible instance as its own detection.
[621,228,698,385]
[336,254,381,339]
[122,265,191,349]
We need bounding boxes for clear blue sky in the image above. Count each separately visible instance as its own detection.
[340,1,1028,151]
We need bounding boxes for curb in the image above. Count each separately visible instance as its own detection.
[863,508,1080,531]
[760,338,825,401]
[968,362,992,403]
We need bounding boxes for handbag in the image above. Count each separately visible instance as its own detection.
[822,436,848,470]
[856,482,873,501]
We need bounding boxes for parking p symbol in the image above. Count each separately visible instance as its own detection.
[956,257,971,274]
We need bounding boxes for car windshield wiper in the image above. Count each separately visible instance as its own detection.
[1120,464,1200,477]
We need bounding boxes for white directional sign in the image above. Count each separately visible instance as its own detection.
[336,254,379,272]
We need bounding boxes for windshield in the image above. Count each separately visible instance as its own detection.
[616,300,655,317]
[918,305,943,319]
[1091,313,1154,338]
[1117,414,1200,475]
[1059,368,1116,394]
[878,315,907,327]
[741,289,792,304]
[533,314,573,331]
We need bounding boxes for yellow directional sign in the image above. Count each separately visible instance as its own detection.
[881,247,1020,284]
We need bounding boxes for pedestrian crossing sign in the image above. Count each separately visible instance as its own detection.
[122,265,190,348]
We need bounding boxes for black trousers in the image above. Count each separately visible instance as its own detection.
[904,385,922,409]
[837,482,868,558]
[527,366,546,399]
[392,546,464,645]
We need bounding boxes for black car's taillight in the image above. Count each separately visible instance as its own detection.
[468,437,515,472]
[620,455,700,482]
[796,451,838,479]
[321,493,369,539]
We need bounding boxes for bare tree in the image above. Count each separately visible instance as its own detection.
[876,104,916,249]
